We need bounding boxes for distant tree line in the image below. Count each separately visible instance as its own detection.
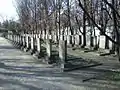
[1,19,21,34]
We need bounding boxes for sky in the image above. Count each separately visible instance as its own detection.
[0,0,18,22]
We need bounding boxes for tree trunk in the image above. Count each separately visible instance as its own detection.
[82,10,86,47]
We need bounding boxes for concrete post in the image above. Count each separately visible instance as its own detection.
[59,40,67,70]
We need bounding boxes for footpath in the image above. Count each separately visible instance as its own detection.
[0,37,120,90]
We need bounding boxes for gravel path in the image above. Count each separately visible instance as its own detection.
[0,37,120,90]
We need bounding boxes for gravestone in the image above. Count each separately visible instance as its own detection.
[15,35,17,42]
[72,35,75,45]
[37,38,41,52]
[31,37,34,50]
[26,35,29,48]
[117,35,120,61]
[35,34,38,39]
[10,35,12,40]
[59,40,67,71]
[14,35,16,42]
[99,35,106,49]
[86,35,91,47]
[18,35,20,43]
[11,35,13,40]
[81,35,84,46]
[109,39,113,50]
[75,35,81,46]
[13,35,15,41]
[93,36,98,49]
[67,35,72,47]
[67,35,70,45]
[60,35,64,40]
[22,36,25,46]
[42,33,45,39]
[7,34,9,39]
[49,35,52,40]
[46,39,52,63]
[33,34,36,38]
[20,35,22,43]
[54,35,57,43]
[38,34,41,38]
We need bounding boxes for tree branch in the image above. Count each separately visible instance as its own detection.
[77,0,119,45]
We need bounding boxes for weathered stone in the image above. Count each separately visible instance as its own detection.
[33,34,36,38]
[18,35,20,43]
[53,35,57,43]
[10,35,12,40]
[22,36,25,46]
[109,39,113,50]
[15,35,17,42]
[81,35,84,46]
[67,35,72,46]
[45,39,52,64]
[59,40,67,70]
[45,34,48,40]
[119,46,120,62]
[31,37,34,50]
[67,35,70,45]
[26,35,29,48]
[49,35,52,40]
[75,35,81,46]
[46,39,52,59]
[86,35,91,47]
[99,35,106,49]
[36,38,41,52]
[42,33,45,39]
[72,35,75,45]
[38,34,41,38]
[93,36,97,46]
[60,35,64,40]
[35,34,38,39]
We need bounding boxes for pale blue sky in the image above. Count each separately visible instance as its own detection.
[0,0,18,22]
